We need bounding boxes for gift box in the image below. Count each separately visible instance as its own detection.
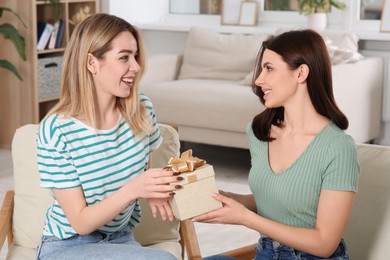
[168,149,223,221]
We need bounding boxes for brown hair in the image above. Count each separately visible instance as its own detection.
[251,29,348,141]
[49,13,150,135]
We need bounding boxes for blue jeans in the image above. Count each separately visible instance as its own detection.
[35,225,176,260]
[203,237,349,260]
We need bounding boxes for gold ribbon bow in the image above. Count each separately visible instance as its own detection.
[167,149,206,174]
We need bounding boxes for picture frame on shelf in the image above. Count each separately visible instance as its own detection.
[221,0,241,25]
[239,1,259,26]
[381,0,390,32]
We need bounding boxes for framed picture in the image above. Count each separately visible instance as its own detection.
[239,1,259,26]
[221,0,241,25]
[381,0,390,32]
[200,0,222,14]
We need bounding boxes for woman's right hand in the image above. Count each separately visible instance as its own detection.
[129,168,182,199]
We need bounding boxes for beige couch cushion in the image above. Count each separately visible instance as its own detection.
[178,27,268,81]
[11,124,52,252]
[344,144,390,260]
[8,123,181,260]
[323,32,364,65]
[144,79,264,134]
[133,124,181,251]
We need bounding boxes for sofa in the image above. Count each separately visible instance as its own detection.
[0,124,193,260]
[140,27,383,149]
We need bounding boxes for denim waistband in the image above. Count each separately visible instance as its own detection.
[257,237,349,259]
[259,237,294,251]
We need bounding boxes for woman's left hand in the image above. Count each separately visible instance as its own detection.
[192,193,250,225]
[147,198,175,221]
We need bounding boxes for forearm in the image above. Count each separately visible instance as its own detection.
[55,185,139,235]
[56,168,179,235]
[221,191,257,212]
[243,210,342,258]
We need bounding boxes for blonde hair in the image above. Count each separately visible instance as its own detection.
[49,13,150,135]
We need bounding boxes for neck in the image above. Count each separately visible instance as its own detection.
[95,95,119,130]
[282,92,329,135]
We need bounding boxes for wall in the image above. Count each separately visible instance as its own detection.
[100,0,167,24]
[101,0,390,145]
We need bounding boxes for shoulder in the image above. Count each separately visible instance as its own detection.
[246,122,254,137]
[139,93,154,111]
[324,123,357,157]
[246,121,267,153]
[37,114,72,145]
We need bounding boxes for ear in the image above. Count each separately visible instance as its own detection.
[296,64,309,83]
[87,53,97,75]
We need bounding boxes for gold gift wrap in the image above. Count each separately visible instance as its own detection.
[167,149,223,220]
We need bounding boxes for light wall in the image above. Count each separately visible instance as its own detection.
[100,0,167,24]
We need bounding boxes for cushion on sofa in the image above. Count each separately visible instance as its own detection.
[323,32,364,65]
[344,144,390,260]
[144,79,263,132]
[12,124,52,252]
[133,124,181,248]
[178,27,268,81]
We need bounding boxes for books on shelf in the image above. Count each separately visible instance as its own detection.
[55,19,65,49]
[37,22,53,51]
[48,20,60,49]
[37,22,46,44]
[37,19,64,51]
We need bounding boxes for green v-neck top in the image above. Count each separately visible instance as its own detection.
[247,122,359,228]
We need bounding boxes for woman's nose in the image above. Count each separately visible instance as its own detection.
[255,74,264,86]
[130,60,140,73]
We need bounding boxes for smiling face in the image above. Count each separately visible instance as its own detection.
[255,49,300,108]
[87,31,140,101]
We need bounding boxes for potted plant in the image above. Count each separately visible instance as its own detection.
[46,0,62,22]
[0,7,26,80]
[297,0,346,31]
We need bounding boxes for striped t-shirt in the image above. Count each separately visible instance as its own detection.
[247,122,359,229]
[37,95,161,239]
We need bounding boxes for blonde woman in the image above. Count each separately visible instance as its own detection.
[36,13,179,260]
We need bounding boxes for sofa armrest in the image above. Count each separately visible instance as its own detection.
[140,54,183,87]
[0,190,14,252]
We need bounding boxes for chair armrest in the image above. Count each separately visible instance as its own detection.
[140,54,183,87]
[180,219,202,260]
[179,217,257,260]
[0,190,14,252]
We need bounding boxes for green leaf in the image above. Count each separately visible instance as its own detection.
[0,59,22,80]
[0,23,26,61]
[0,7,27,28]
[330,0,346,10]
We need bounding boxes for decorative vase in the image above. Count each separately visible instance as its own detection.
[307,12,327,31]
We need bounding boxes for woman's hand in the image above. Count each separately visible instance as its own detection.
[129,168,182,199]
[192,193,251,225]
[147,198,175,221]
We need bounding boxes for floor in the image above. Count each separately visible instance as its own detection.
[0,142,260,259]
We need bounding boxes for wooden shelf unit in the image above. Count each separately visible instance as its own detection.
[0,0,99,148]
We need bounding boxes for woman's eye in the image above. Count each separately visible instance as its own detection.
[120,56,129,61]
[266,66,272,71]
